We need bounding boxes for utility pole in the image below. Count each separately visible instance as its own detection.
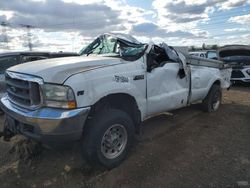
[0,21,9,50]
[20,24,34,51]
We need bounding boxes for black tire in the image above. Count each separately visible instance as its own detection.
[82,108,135,169]
[202,84,222,112]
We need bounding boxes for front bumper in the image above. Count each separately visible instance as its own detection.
[0,96,90,145]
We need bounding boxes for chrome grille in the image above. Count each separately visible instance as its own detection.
[5,73,41,108]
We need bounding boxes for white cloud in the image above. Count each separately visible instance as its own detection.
[0,0,250,52]
[229,14,250,24]
[0,0,153,51]
[224,28,247,32]
[130,22,196,38]
[220,0,250,10]
[222,33,250,44]
[0,11,14,20]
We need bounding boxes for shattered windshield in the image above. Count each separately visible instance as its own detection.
[79,34,147,60]
[80,35,118,56]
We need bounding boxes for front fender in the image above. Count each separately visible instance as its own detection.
[64,61,147,119]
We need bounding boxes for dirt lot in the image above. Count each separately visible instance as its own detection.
[0,85,250,188]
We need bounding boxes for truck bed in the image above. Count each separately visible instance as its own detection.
[187,55,224,69]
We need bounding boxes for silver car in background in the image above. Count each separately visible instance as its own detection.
[189,50,218,59]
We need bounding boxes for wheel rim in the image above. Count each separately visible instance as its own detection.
[101,124,128,159]
[212,91,221,110]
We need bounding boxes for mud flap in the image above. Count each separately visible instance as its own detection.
[0,116,17,141]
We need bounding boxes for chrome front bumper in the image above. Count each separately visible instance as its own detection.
[0,96,90,144]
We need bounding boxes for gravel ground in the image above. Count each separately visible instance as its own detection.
[0,85,249,188]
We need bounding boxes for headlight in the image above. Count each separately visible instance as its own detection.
[246,69,250,75]
[41,84,77,109]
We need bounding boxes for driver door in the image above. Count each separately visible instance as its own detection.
[146,61,190,116]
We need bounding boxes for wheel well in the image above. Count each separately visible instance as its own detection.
[213,80,221,86]
[89,93,141,133]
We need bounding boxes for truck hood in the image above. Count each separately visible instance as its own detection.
[218,45,250,68]
[8,56,122,83]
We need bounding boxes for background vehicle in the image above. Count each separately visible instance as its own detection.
[0,51,79,112]
[0,33,231,169]
[189,50,217,59]
[218,45,250,84]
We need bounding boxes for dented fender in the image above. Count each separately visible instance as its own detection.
[64,57,148,120]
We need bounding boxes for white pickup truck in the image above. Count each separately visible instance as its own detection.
[0,33,231,169]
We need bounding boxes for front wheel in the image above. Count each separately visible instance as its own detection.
[82,108,135,169]
[202,84,222,112]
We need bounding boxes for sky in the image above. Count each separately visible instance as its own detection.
[0,0,250,52]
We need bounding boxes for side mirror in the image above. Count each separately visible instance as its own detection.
[178,68,186,79]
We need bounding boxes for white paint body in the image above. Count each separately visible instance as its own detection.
[8,48,231,121]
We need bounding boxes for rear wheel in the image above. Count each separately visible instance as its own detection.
[82,108,135,169]
[202,84,222,112]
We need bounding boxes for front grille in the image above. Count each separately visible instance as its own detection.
[5,74,41,108]
[231,70,245,78]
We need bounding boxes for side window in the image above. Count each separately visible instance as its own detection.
[88,37,117,55]
[95,37,117,54]
[0,56,19,74]
[101,38,117,54]
[21,56,47,63]
[91,38,102,54]
[147,45,170,72]
[207,52,217,59]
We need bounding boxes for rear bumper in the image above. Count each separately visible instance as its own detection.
[0,96,90,145]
